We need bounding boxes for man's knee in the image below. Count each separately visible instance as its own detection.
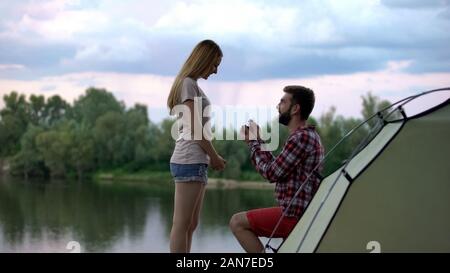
[229,212,248,233]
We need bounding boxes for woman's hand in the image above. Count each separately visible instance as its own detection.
[210,154,226,171]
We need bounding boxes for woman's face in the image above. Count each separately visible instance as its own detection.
[202,56,222,80]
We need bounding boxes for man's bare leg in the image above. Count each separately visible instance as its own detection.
[229,212,264,253]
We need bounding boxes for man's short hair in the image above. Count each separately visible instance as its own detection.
[283,85,315,120]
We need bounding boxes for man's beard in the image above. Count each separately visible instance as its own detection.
[278,108,292,126]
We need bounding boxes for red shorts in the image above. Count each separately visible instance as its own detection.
[246,207,298,238]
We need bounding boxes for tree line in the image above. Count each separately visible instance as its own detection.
[0,88,390,181]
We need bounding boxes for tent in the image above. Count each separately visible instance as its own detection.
[277,88,450,253]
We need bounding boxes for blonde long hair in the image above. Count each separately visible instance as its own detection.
[167,40,223,112]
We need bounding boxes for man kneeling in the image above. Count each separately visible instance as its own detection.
[229,85,325,253]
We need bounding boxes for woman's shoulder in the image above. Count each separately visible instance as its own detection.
[182,77,198,86]
[180,77,200,97]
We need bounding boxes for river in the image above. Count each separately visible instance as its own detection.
[0,176,282,253]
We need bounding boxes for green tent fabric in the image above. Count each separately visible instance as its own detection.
[279,90,450,253]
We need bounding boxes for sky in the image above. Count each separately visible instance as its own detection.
[1,0,450,124]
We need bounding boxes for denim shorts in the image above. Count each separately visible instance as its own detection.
[169,163,208,184]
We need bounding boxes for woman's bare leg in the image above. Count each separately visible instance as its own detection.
[170,182,204,253]
[187,184,206,252]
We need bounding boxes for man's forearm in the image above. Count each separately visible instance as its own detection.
[248,140,278,182]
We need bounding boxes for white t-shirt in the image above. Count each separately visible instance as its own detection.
[170,77,211,164]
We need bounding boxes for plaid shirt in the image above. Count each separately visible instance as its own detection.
[249,125,324,218]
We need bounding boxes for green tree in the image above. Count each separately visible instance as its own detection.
[68,121,95,180]
[317,107,366,175]
[150,118,176,169]
[0,92,29,157]
[212,134,248,179]
[10,125,45,179]
[93,111,127,168]
[361,91,392,127]
[43,95,70,126]
[123,104,152,170]
[317,93,392,175]
[0,114,24,157]
[1,91,28,119]
[145,122,164,167]
[28,94,46,125]
[36,129,72,178]
[72,87,124,127]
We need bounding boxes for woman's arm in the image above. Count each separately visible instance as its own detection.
[184,100,226,170]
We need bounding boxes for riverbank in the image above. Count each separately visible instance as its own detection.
[207,178,274,189]
[95,171,274,190]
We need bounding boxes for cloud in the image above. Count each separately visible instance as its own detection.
[203,61,450,119]
[0,64,26,70]
[381,0,449,9]
[0,0,449,82]
[0,1,102,43]
[439,6,450,19]
[154,0,298,44]
[1,61,449,124]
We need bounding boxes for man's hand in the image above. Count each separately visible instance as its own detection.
[240,120,260,143]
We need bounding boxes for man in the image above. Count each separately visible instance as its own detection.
[229,85,325,253]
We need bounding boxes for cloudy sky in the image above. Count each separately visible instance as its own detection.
[1,0,450,123]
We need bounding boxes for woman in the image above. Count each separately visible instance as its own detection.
[167,39,226,253]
